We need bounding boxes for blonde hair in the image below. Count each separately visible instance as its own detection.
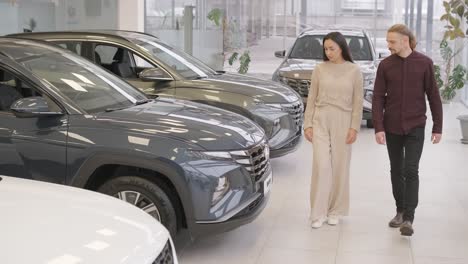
[388,24,417,50]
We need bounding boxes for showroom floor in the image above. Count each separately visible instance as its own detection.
[178,102,468,264]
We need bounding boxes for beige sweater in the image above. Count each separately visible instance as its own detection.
[303,61,364,131]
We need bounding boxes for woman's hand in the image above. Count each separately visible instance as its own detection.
[346,128,357,144]
[304,128,313,143]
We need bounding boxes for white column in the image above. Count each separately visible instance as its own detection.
[273,0,277,36]
[118,0,145,32]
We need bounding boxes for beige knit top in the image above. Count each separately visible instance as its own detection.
[303,61,364,132]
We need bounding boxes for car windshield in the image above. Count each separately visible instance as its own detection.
[289,34,373,61]
[10,44,148,113]
[127,34,217,79]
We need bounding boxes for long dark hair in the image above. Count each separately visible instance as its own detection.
[322,32,354,63]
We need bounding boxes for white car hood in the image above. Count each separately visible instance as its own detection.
[0,176,174,264]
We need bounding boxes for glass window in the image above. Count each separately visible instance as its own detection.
[133,53,154,69]
[55,42,82,55]
[0,67,61,112]
[128,34,217,79]
[95,45,119,65]
[5,45,147,114]
[289,34,373,61]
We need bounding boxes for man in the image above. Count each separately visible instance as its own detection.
[372,24,443,236]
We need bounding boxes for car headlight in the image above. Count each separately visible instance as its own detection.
[186,150,232,161]
[270,118,281,137]
[363,74,375,87]
[212,176,230,205]
[364,89,373,103]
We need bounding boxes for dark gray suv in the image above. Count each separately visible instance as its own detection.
[0,38,272,239]
[11,31,304,157]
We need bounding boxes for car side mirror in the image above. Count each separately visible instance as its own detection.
[139,68,173,82]
[10,97,63,118]
[274,50,286,58]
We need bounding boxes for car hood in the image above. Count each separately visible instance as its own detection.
[189,73,300,103]
[277,59,376,79]
[96,98,265,150]
[0,176,172,264]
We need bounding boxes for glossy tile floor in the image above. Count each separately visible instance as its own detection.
[179,103,468,264]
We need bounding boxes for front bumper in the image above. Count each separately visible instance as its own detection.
[191,191,270,238]
[255,101,304,158]
[181,142,272,239]
[189,169,272,238]
[270,130,302,158]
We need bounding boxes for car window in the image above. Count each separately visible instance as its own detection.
[126,34,217,79]
[55,42,82,55]
[0,67,60,113]
[94,44,139,79]
[133,53,154,69]
[95,45,118,65]
[9,49,147,114]
[289,34,373,61]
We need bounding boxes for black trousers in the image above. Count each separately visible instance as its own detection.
[386,127,425,222]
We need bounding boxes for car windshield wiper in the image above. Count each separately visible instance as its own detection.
[214,70,225,75]
[193,76,208,80]
[135,99,153,105]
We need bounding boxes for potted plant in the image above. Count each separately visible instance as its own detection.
[439,0,468,142]
[207,8,251,74]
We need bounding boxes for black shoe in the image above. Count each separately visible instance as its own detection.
[400,221,414,236]
[388,212,404,228]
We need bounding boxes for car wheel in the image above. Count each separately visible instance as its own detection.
[366,119,374,128]
[98,176,177,236]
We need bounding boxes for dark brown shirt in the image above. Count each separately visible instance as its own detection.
[372,51,443,135]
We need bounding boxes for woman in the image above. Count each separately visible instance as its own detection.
[304,32,363,228]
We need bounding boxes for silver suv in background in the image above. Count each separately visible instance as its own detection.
[272,26,378,128]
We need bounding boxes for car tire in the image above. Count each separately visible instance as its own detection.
[98,176,178,237]
[366,119,374,128]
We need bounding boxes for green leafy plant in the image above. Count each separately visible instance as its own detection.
[228,52,239,65]
[227,51,251,74]
[437,0,468,101]
[208,8,251,74]
[238,51,251,74]
[207,8,222,27]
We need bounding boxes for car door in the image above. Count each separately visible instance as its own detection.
[90,42,176,99]
[0,65,68,184]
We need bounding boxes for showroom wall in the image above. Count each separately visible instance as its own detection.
[0,0,118,35]
[144,0,449,67]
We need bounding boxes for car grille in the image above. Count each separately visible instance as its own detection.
[153,240,174,264]
[282,101,304,130]
[230,141,270,182]
[284,78,310,97]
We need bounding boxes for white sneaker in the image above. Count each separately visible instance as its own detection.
[311,217,326,229]
[327,215,339,225]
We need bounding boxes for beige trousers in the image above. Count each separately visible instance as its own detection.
[310,105,352,221]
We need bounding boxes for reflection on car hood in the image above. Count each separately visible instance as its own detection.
[192,73,300,103]
[278,59,376,79]
[97,98,265,150]
[0,176,169,264]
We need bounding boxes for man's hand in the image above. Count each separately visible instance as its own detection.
[304,128,313,143]
[375,131,386,145]
[431,133,442,144]
[346,128,358,144]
